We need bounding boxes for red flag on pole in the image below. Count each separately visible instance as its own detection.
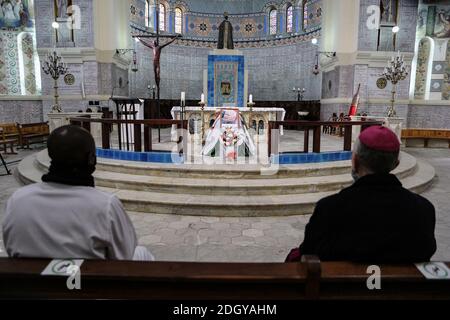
[348,84,361,116]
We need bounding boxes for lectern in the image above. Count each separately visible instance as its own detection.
[111,98,142,151]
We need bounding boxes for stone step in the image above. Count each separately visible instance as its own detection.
[34,150,417,180]
[95,170,353,195]
[35,150,352,179]
[17,151,434,217]
[99,159,436,217]
[99,186,332,216]
[31,150,417,196]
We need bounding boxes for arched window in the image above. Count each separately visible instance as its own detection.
[159,3,166,31]
[269,8,277,35]
[286,4,293,33]
[145,0,150,27]
[303,0,309,31]
[175,7,183,34]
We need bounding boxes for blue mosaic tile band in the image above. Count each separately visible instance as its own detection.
[96,148,184,164]
[208,54,245,108]
[272,151,352,165]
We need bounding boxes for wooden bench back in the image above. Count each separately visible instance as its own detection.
[402,128,450,139]
[19,122,50,135]
[0,123,19,136]
[0,257,449,300]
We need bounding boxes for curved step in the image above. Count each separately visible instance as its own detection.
[99,187,332,216]
[95,171,354,195]
[35,150,353,179]
[17,151,434,217]
[34,149,417,180]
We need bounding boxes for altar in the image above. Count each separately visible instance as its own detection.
[170,107,286,142]
[168,15,285,159]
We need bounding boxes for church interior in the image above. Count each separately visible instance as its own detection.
[0,0,450,301]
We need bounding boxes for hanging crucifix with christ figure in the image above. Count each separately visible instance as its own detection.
[136,34,181,93]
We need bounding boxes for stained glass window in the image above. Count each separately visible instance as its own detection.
[159,3,165,31]
[145,0,149,27]
[286,5,293,33]
[269,9,277,35]
[303,0,308,30]
[175,7,182,34]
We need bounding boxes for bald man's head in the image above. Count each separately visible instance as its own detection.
[47,125,96,171]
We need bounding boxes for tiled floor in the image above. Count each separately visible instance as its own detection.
[0,140,449,262]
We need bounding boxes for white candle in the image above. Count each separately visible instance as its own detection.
[249,94,253,103]
[201,93,204,103]
[181,92,185,102]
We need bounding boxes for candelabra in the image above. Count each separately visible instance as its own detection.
[293,87,306,101]
[382,52,408,117]
[42,51,68,113]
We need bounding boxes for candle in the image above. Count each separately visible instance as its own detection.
[200,93,204,103]
[181,92,185,102]
[249,94,253,103]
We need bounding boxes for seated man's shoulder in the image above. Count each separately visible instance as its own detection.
[403,188,435,212]
[316,193,342,210]
[10,182,119,207]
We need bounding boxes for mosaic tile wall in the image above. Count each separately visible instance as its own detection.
[0,100,43,123]
[132,0,322,41]
[414,0,450,100]
[414,37,432,99]
[131,36,322,101]
[0,30,40,96]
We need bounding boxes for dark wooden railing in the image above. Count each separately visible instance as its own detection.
[268,120,384,156]
[0,256,449,300]
[69,117,188,154]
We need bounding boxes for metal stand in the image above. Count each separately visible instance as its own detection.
[387,84,397,117]
[0,153,11,176]
[247,102,255,131]
[199,101,206,143]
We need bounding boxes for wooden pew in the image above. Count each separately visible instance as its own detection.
[402,128,450,148]
[0,257,449,300]
[0,123,20,154]
[17,122,50,149]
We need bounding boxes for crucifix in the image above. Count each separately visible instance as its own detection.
[132,1,181,142]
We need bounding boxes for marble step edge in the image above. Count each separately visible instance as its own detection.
[400,159,435,194]
[34,149,352,178]
[102,157,434,217]
[35,150,417,180]
[101,187,332,216]
[30,153,417,195]
[17,154,435,217]
[101,156,434,209]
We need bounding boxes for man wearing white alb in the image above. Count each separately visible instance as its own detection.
[2,125,153,261]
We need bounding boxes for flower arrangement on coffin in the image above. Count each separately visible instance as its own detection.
[222,126,238,160]
[222,126,238,146]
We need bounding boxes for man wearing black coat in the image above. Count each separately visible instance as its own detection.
[287,126,436,262]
